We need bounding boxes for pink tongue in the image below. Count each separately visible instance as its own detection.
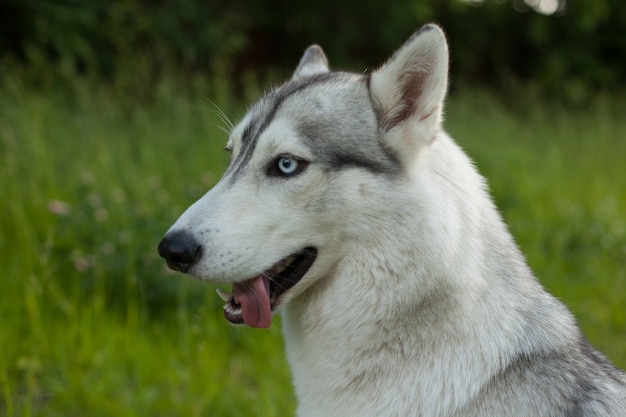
[232,276,272,328]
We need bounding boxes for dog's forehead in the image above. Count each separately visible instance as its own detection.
[231,72,363,145]
[227,73,360,154]
[225,71,400,178]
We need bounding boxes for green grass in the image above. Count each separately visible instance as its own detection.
[0,74,624,416]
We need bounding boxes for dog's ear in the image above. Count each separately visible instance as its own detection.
[293,45,329,79]
[370,24,448,133]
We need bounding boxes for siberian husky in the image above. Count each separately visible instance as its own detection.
[158,24,626,416]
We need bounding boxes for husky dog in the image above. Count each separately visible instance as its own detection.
[158,24,626,416]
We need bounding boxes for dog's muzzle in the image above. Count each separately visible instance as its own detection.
[157,231,202,273]
[158,231,318,328]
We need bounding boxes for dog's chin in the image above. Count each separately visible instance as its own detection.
[216,247,318,328]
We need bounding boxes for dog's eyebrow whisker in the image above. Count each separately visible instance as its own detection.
[216,125,231,136]
[210,100,233,128]
[205,97,235,132]
[214,114,234,134]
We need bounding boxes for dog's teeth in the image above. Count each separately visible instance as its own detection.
[216,288,232,302]
[224,303,241,315]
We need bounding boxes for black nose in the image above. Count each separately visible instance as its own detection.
[158,232,202,273]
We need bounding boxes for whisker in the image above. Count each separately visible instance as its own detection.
[216,125,231,135]
[205,97,234,133]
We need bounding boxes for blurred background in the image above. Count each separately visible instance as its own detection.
[0,1,624,416]
[2,0,626,98]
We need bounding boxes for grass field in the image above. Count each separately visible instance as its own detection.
[0,73,624,416]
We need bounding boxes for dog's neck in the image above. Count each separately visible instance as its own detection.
[282,241,572,417]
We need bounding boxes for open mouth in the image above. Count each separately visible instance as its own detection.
[216,247,317,328]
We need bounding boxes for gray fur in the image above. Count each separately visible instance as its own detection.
[293,45,329,79]
[227,72,402,180]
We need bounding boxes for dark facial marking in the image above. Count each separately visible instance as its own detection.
[225,73,341,182]
[296,75,402,176]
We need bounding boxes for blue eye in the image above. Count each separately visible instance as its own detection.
[268,155,308,177]
[278,156,298,175]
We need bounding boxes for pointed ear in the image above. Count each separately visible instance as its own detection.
[292,45,330,80]
[370,24,449,132]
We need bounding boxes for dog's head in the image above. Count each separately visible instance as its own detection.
[158,24,449,328]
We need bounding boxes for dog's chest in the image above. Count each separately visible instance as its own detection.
[281,300,496,417]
